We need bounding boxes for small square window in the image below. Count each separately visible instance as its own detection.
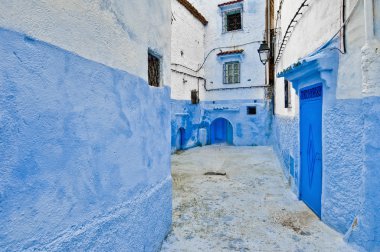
[284,79,292,108]
[247,106,256,115]
[223,61,240,84]
[224,9,242,32]
[148,51,161,87]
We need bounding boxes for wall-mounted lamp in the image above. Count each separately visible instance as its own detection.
[257,41,270,65]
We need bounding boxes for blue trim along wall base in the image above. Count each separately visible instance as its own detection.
[0,28,171,251]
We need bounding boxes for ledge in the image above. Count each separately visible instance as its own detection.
[218,0,244,8]
[175,113,190,117]
[203,106,240,112]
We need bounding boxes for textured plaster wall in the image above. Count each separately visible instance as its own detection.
[273,0,366,120]
[274,0,341,74]
[171,100,203,151]
[170,0,271,152]
[322,99,364,233]
[0,28,172,251]
[272,1,380,249]
[350,2,380,248]
[272,116,300,193]
[274,0,365,116]
[350,96,380,251]
[273,40,367,243]
[336,0,365,100]
[0,0,172,86]
[188,0,266,101]
[171,99,272,152]
[274,77,299,117]
[171,0,205,100]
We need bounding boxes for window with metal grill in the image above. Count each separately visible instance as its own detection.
[223,61,240,84]
[148,52,160,87]
[224,9,242,32]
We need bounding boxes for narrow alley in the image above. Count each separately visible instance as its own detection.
[161,146,354,251]
[1,0,379,250]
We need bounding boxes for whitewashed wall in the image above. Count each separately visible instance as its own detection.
[273,0,372,115]
[189,0,266,101]
[171,0,206,100]
[274,0,340,116]
[0,0,172,86]
[274,78,299,116]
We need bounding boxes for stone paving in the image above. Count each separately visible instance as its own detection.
[161,145,357,252]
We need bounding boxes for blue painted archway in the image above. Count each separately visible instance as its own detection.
[209,118,233,145]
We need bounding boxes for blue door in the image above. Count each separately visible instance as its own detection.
[176,128,185,150]
[300,85,323,217]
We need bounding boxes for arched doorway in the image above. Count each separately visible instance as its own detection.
[176,127,186,150]
[210,118,233,145]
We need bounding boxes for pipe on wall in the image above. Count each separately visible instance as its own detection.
[364,0,374,42]
[341,0,347,53]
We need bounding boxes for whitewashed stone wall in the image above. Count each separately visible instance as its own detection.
[0,0,172,86]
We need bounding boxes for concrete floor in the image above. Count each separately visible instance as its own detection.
[161,145,356,252]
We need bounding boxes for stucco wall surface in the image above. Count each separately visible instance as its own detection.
[171,0,205,100]
[272,115,300,193]
[0,0,172,86]
[187,0,266,101]
[171,100,203,152]
[0,28,172,251]
[274,41,366,238]
[272,1,380,250]
[171,99,272,152]
[350,96,380,251]
[274,0,367,117]
[274,0,341,73]
[322,99,364,233]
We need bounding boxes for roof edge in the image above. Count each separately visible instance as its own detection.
[177,0,208,26]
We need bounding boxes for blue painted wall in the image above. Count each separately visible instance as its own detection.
[171,99,272,152]
[273,40,380,250]
[171,100,202,152]
[0,28,171,251]
[272,116,300,192]
[322,99,363,233]
[348,96,380,251]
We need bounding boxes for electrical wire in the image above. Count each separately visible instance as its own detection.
[171,69,268,92]
[171,40,263,73]
[324,0,361,47]
[276,0,361,62]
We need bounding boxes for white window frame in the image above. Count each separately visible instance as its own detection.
[223,8,243,33]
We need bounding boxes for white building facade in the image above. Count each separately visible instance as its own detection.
[270,0,380,250]
[171,0,272,151]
